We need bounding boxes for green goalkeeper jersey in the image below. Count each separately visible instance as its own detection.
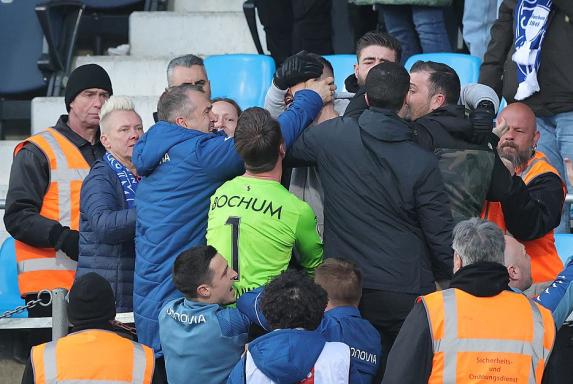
[207,176,323,296]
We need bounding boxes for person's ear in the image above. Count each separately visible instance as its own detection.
[175,116,188,128]
[507,264,519,281]
[196,284,210,298]
[365,94,370,107]
[431,93,446,110]
[453,252,463,273]
[279,142,286,158]
[100,133,111,149]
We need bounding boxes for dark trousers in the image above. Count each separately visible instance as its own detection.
[152,356,168,384]
[255,0,333,65]
[359,288,419,383]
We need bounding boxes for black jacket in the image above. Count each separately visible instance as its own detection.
[342,74,368,119]
[413,105,499,223]
[479,0,573,116]
[4,116,105,248]
[382,262,511,384]
[289,107,454,294]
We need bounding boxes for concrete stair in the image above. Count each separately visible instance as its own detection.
[129,11,265,56]
[31,96,159,135]
[74,56,170,96]
[171,0,244,12]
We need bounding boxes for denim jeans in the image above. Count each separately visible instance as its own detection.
[380,5,452,63]
[536,111,573,233]
[462,0,502,60]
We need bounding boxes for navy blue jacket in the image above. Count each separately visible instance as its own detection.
[132,90,323,355]
[239,289,380,383]
[78,159,136,312]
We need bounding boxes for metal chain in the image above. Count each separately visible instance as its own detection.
[0,290,52,320]
[111,320,137,336]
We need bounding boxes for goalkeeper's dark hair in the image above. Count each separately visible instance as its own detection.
[260,270,328,330]
[234,107,282,173]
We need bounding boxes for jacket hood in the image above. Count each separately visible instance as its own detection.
[416,105,474,141]
[358,107,413,142]
[344,73,361,93]
[132,121,202,176]
[249,329,326,383]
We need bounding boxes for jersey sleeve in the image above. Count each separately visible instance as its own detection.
[215,307,252,337]
[294,202,324,274]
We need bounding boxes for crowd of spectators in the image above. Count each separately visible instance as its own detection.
[4,1,573,382]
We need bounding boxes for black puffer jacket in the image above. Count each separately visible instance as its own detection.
[479,0,573,116]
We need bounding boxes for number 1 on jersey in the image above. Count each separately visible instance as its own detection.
[225,216,240,281]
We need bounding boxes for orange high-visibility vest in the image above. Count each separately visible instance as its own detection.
[482,151,565,282]
[31,329,154,384]
[13,128,90,296]
[422,288,555,384]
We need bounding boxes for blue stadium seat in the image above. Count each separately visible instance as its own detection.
[554,234,573,265]
[0,237,27,318]
[323,54,356,93]
[404,53,482,88]
[498,97,508,116]
[205,54,275,110]
[0,1,47,95]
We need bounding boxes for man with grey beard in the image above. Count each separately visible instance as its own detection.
[482,102,565,288]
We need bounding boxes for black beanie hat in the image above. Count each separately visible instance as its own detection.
[64,64,113,112]
[68,272,116,326]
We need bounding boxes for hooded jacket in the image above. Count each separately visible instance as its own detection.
[227,329,350,384]
[132,90,323,356]
[412,105,497,224]
[289,108,454,293]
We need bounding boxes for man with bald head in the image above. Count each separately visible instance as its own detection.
[483,102,565,286]
[504,235,533,292]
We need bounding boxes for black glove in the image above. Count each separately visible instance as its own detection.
[274,51,323,90]
[470,100,496,145]
[49,225,79,261]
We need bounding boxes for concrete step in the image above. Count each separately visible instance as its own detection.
[172,0,244,12]
[74,56,170,96]
[129,11,266,56]
[31,96,159,135]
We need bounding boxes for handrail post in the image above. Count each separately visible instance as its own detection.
[51,288,68,341]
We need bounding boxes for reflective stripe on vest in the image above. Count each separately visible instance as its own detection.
[481,151,565,283]
[423,289,555,384]
[14,128,90,295]
[32,330,153,384]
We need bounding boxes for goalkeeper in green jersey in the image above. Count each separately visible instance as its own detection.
[207,107,324,297]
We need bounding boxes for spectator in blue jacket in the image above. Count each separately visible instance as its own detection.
[237,259,380,383]
[228,270,350,384]
[77,96,143,313]
[315,258,381,384]
[132,75,334,373]
[159,245,257,384]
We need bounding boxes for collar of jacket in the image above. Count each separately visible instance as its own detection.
[450,261,510,297]
[344,73,361,93]
[358,107,413,142]
[55,114,102,148]
[414,105,474,141]
[324,306,362,319]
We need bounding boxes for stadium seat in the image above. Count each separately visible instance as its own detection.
[554,234,573,265]
[498,97,507,115]
[0,237,27,318]
[205,54,275,110]
[404,53,482,88]
[323,54,356,93]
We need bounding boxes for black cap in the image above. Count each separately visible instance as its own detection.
[64,64,113,112]
[68,272,116,327]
